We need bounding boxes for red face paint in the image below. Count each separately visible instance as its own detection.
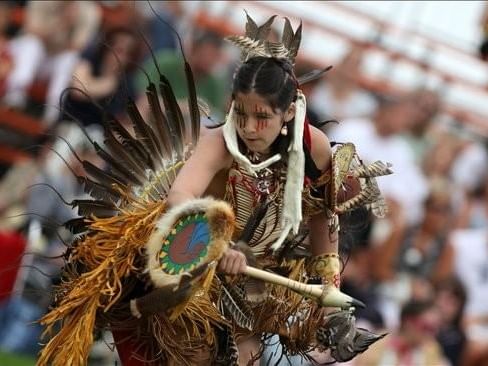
[235,103,247,129]
[255,105,269,131]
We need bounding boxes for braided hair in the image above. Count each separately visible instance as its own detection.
[232,56,300,159]
[232,56,298,112]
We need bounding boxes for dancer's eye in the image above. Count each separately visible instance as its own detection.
[235,109,246,116]
[256,114,270,119]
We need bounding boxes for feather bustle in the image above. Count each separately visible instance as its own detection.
[83,160,128,190]
[184,61,201,147]
[145,83,173,158]
[126,99,163,169]
[103,128,147,180]
[104,115,152,168]
[92,142,144,186]
[158,76,186,160]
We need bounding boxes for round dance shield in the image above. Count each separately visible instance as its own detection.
[146,198,235,287]
[158,212,211,274]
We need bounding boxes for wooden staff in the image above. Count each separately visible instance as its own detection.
[243,266,365,309]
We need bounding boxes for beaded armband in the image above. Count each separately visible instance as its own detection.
[307,253,341,288]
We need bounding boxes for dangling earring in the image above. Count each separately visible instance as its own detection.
[280,124,288,136]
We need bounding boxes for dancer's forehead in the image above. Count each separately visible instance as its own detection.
[234,91,280,115]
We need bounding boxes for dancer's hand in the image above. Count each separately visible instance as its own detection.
[218,248,247,275]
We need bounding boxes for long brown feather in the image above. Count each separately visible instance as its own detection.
[146,83,173,158]
[63,217,88,235]
[158,76,186,161]
[239,200,269,244]
[83,160,127,190]
[103,128,147,179]
[144,2,199,151]
[92,142,143,186]
[184,60,200,147]
[104,115,152,169]
[297,66,333,86]
[72,199,117,218]
[80,176,120,203]
[126,98,163,167]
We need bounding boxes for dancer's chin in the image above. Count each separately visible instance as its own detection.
[243,139,270,154]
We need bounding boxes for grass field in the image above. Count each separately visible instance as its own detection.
[0,351,36,366]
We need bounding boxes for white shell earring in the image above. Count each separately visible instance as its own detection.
[280,124,288,136]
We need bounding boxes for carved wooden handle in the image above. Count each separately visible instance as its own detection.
[243,266,364,308]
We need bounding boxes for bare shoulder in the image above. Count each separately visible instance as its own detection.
[308,125,332,172]
[167,127,232,206]
[195,127,233,170]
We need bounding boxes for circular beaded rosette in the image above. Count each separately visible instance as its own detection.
[146,198,235,287]
[158,213,210,275]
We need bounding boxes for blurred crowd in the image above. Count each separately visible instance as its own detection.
[0,1,487,365]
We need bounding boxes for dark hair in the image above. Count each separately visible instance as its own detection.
[400,299,434,324]
[232,56,298,156]
[479,38,488,61]
[91,27,140,72]
[434,276,467,327]
[232,56,297,112]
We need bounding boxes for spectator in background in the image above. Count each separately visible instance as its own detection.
[293,62,323,126]
[0,3,13,97]
[309,44,377,132]
[422,131,462,180]
[98,1,145,34]
[448,227,488,366]
[455,171,488,229]
[135,29,228,120]
[61,27,140,127]
[450,138,488,196]
[480,39,488,62]
[331,95,428,227]
[0,123,100,356]
[479,2,488,62]
[353,300,448,366]
[341,242,385,330]
[137,1,187,54]
[402,89,441,165]
[375,178,454,285]
[372,179,455,329]
[2,1,101,125]
[435,277,467,366]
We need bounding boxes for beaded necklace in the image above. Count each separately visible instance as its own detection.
[241,150,284,205]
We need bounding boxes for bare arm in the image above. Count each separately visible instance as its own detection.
[431,240,454,284]
[165,127,244,275]
[167,127,232,208]
[308,125,334,255]
[70,61,117,100]
[453,194,472,229]
[371,199,407,282]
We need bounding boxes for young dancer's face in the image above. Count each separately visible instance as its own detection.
[234,91,295,154]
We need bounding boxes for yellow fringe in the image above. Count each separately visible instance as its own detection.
[168,265,217,321]
[38,201,166,366]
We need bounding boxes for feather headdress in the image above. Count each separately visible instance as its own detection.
[226,12,302,64]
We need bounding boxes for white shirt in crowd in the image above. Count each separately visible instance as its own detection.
[450,228,488,342]
[310,84,378,122]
